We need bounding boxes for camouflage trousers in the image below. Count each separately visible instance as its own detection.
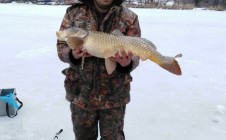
[70,103,126,140]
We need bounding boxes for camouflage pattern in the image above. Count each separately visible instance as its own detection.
[70,103,126,140]
[57,2,141,110]
[57,1,141,139]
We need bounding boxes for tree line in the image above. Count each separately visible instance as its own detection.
[125,0,226,10]
[1,0,225,10]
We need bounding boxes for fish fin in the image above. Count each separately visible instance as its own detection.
[81,56,85,69]
[105,58,116,74]
[140,58,148,61]
[159,58,182,75]
[141,38,157,50]
[111,29,124,36]
[132,37,157,50]
[67,36,84,49]
[103,49,118,58]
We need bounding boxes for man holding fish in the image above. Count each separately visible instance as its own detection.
[57,0,141,139]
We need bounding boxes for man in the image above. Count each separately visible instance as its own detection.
[57,0,141,139]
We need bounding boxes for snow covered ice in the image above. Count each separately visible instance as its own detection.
[0,3,226,140]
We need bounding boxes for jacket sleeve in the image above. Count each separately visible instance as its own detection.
[116,14,141,74]
[56,7,82,66]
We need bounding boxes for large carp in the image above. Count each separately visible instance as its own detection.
[56,27,182,75]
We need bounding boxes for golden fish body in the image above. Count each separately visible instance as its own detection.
[56,28,182,75]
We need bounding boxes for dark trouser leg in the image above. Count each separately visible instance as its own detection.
[99,105,126,140]
[70,103,98,140]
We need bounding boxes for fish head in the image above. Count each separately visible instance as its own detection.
[56,27,87,41]
[67,36,84,50]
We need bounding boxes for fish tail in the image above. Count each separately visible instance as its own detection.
[159,58,182,75]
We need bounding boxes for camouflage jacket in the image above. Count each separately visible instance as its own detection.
[57,1,141,110]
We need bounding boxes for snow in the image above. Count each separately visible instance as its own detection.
[0,3,226,140]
